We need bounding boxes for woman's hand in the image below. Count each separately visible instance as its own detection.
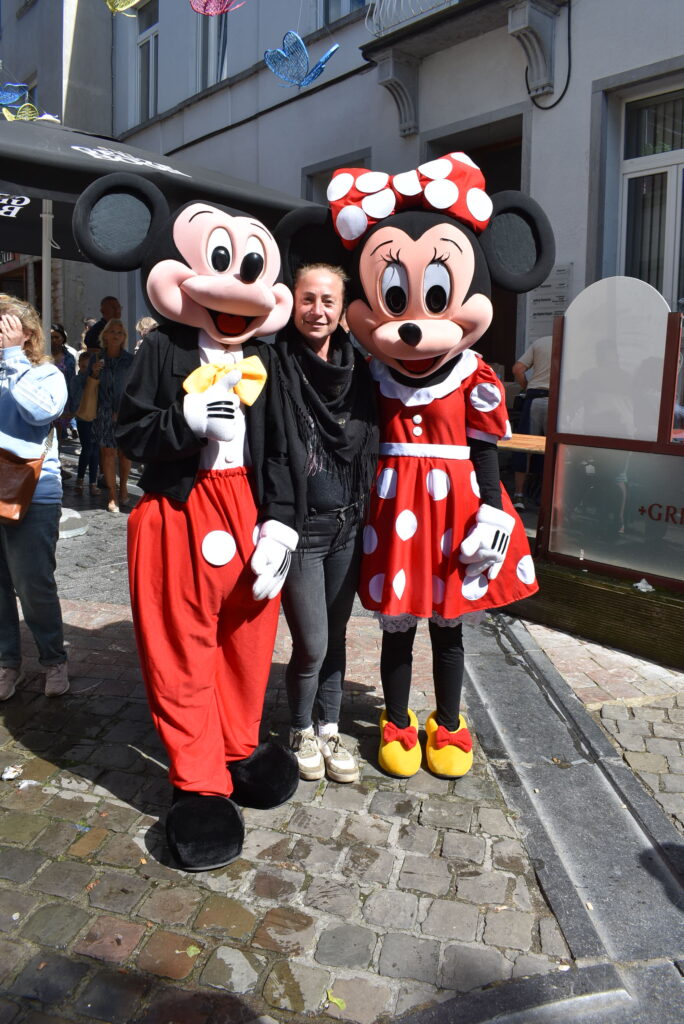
[91,358,104,378]
[0,313,25,349]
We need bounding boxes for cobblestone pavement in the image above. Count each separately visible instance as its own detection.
[522,621,684,836]
[0,455,681,1022]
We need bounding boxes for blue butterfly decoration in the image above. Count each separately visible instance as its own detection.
[264,31,339,88]
[0,83,28,106]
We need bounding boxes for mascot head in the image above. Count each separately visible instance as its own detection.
[73,172,292,347]
[276,153,554,378]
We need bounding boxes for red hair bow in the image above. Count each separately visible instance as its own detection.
[434,724,473,752]
[327,153,493,250]
[383,720,419,750]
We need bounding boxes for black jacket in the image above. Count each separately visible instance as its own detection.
[115,322,295,528]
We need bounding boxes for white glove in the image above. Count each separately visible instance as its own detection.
[459,504,515,580]
[183,369,242,442]
[251,520,299,601]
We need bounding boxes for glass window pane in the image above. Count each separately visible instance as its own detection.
[625,89,684,158]
[674,327,684,443]
[625,173,667,292]
[549,445,684,581]
[138,0,158,35]
[139,40,150,121]
[216,14,229,81]
[152,33,158,116]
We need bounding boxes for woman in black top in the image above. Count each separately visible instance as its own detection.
[276,264,377,783]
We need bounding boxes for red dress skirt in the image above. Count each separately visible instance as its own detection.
[359,351,539,620]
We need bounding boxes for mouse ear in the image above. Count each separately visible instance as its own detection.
[73,172,170,272]
[274,205,350,287]
[478,191,555,293]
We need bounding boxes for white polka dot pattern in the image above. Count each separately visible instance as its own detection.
[252,526,260,545]
[516,555,536,585]
[362,188,396,220]
[377,467,398,499]
[467,188,493,222]
[363,525,378,554]
[440,529,453,555]
[369,574,385,603]
[462,573,489,601]
[202,530,236,567]
[357,171,389,194]
[336,206,368,241]
[393,570,406,599]
[424,179,459,210]
[426,468,450,500]
[395,509,418,540]
[450,152,480,169]
[470,382,502,412]
[393,169,422,196]
[418,158,452,179]
[327,172,354,202]
[470,470,480,498]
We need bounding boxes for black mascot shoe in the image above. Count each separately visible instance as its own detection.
[228,741,299,809]
[166,789,244,872]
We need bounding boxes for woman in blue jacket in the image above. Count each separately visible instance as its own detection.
[91,318,134,513]
[0,297,69,700]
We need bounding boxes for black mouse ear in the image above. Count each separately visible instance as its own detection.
[274,205,350,288]
[73,172,170,272]
[479,191,555,293]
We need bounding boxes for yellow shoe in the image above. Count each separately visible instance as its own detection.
[378,708,422,777]
[425,711,473,778]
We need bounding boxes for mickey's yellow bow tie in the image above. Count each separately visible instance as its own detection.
[183,354,267,406]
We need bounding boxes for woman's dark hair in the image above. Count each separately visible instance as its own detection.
[51,323,68,345]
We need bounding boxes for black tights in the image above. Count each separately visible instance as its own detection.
[380,621,464,732]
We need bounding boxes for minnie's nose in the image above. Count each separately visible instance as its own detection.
[398,323,422,347]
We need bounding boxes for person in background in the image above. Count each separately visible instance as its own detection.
[0,297,70,700]
[68,350,101,497]
[134,315,158,354]
[83,296,121,350]
[511,334,553,509]
[91,318,134,514]
[50,323,76,446]
[275,264,378,783]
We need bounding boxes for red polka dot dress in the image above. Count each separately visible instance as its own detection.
[359,351,538,619]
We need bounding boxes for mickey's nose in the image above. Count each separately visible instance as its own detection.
[240,251,264,283]
[398,323,422,347]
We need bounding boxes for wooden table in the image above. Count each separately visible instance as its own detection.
[498,433,546,454]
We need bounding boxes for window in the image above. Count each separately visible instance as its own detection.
[137,0,158,122]
[321,0,367,25]
[197,11,229,92]
[620,88,684,310]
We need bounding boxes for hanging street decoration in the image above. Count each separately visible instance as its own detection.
[190,0,247,13]
[104,0,143,12]
[0,83,29,106]
[264,31,339,89]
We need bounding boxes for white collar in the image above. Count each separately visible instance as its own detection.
[198,331,243,365]
[370,349,478,406]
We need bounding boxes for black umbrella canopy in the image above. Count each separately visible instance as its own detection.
[0,120,311,260]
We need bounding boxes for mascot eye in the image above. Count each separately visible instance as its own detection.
[207,227,233,273]
[240,235,266,282]
[381,262,408,315]
[423,261,451,313]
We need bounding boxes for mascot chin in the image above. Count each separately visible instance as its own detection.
[73,172,299,871]
[276,153,554,781]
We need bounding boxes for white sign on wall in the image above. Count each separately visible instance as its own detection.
[528,262,573,342]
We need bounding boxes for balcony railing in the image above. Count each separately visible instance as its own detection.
[365,0,465,37]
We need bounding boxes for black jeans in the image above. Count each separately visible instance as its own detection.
[281,509,362,729]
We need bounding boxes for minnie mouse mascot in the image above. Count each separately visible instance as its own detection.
[73,173,299,871]
[276,153,554,781]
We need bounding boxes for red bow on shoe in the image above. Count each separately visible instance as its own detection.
[327,153,493,249]
[434,724,473,752]
[383,720,419,750]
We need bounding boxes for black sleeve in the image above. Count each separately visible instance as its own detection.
[253,348,297,530]
[470,438,503,510]
[115,331,206,463]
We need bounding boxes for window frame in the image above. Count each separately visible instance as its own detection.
[137,0,159,123]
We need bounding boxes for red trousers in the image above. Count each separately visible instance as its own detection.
[127,468,280,797]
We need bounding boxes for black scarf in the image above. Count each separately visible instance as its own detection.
[276,324,378,527]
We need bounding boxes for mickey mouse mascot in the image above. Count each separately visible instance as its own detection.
[276,153,554,781]
[73,173,299,871]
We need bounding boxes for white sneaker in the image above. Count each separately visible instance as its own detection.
[44,663,70,697]
[0,667,18,701]
[289,726,325,781]
[318,733,359,784]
